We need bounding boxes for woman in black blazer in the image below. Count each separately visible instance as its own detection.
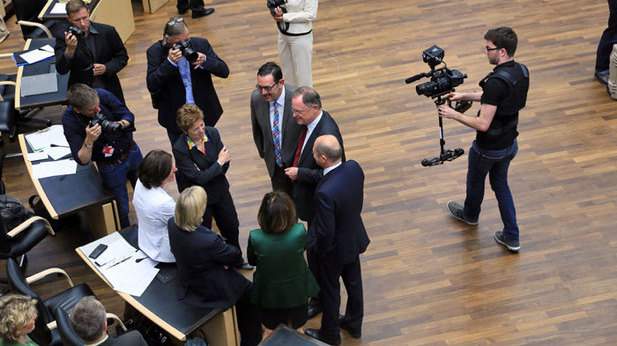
[168,186,262,346]
[171,104,251,269]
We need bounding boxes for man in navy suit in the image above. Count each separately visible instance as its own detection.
[304,135,370,345]
[284,87,345,223]
[146,17,229,147]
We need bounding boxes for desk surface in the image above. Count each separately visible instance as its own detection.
[76,228,223,341]
[15,39,69,111]
[39,0,101,21]
[18,133,114,219]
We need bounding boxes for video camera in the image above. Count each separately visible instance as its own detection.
[173,40,198,64]
[405,45,472,167]
[89,113,122,134]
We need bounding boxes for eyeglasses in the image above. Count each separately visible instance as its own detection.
[165,17,184,35]
[484,46,500,52]
[255,80,279,92]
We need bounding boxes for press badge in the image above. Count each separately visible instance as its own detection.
[102,146,115,157]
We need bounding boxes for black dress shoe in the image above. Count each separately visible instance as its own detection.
[338,315,361,338]
[192,8,215,18]
[304,328,341,345]
[307,304,323,319]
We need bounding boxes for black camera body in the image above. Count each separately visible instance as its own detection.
[67,26,84,39]
[267,0,287,15]
[89,113,122,133]
[173,40,198,64]
[406,45,467,102]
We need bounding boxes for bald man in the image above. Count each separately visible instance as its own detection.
[304,135,370,345]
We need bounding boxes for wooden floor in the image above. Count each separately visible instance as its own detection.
[2,0,617,344]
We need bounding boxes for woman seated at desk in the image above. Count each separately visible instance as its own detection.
[171,104,251,269]
[248,191,319,337]
[133,149,177,263]
[168,186,262,346]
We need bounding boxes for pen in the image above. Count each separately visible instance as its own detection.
[106,256,131,269]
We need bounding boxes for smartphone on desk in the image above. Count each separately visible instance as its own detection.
[89,244,108,259]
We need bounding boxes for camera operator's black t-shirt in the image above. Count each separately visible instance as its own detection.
[477,60,522,150]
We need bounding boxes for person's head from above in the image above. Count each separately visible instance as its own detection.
[0,294,38,343]
[175,185,208,232]
[312,134,342,169]
[70,296,108,344]
[68,83,100,117]
[138,150,176,189]
[258,191,297,234]
[291,86,322,126]
[483,26,517,65]
[163,17,189,46]
[176,104,206,142]
[256,61,285,103]
[66,0,90,33]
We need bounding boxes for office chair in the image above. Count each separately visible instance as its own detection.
[6,257,95,346]
[55,306,128,346]
[13,0,58,40]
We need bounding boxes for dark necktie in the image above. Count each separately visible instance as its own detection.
[293,126,308,167]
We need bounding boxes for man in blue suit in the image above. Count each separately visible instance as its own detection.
[304,135,370,345]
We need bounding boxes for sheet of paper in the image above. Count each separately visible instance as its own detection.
[31,159,77,179]
[19,49,55,65]
[39,45,54,53]
[25,125,69,152]
[94,238,138,268]
[44,146,71,161]
[102,251,160,296]
[50,2,67,15]
[27,152,48,161]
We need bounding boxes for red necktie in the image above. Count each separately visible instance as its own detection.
[292,126,308,167]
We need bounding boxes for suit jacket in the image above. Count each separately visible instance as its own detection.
[293,111,345,221]
[98,330,148,346]
[55,21,128,102]
[308,160,369,265]
[168,219,250,310]
[172,126,230,203]
[250,84,303,177]
[247,223,319,309]
[146,37,229,133]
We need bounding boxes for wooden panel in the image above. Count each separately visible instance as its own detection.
[90,0,134,42]
[142,0,168,14]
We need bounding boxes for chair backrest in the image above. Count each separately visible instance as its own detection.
[55,307,84,346]
[5,257,54,345]
[12,0,53,38]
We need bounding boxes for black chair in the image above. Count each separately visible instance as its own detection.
[56,306,129,346]
[6,257,95,346]
[13,0,58,40]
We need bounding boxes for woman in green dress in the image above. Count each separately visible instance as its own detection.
[0,294,38,346]
[247,191,320,336]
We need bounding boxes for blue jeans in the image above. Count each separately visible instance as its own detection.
[98,144,143,228]
[464,140,519,241]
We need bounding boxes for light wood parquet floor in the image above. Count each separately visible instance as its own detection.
[1,0,617,344]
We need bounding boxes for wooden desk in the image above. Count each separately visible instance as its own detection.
[15,38,69,111]
[76,228,240,345]
[39,0,135,43]
[18,133,119,239]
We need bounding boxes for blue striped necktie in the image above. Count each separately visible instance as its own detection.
[272,102,283,167]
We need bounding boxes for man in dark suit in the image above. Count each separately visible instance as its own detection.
[251,61,303,197]
[55,0,128,103]
[70,296,148,346]
[284,86,345,223]
[147,17,229,147]
[304,135,370,345]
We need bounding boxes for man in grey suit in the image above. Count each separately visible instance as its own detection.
[70,296,148,346]
[251,61,303,197]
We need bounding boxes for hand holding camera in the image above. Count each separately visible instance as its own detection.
[173,40,198,64]
[88,113,122,134]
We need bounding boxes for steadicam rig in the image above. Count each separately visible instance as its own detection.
[405,45,472,167]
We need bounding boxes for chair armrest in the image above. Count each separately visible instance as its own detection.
[26,267,74,287]
[7,216,56,238]
[16,20,53,39]
[0,81,16,86]
[107,313,127,331]
[0,53,13,59]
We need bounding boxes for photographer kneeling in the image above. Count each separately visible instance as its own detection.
[62,83,143,228]
[436,27,529,252]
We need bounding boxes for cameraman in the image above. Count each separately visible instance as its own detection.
[437,27,529,252]
[146,17,229,148]
[271,0,318,87]
[54,0,129,103]
[62,84,143,229]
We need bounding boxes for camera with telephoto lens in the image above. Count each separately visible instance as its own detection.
[89,113,122,133]
[267,0,287,15]
[173,40,198,64]
[67,25,84,39]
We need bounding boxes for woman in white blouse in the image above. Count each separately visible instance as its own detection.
[133,150,177,262]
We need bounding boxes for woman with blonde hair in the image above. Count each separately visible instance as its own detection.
[0,294,38,345]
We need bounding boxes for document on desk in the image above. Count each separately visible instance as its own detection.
[32,159,77,179]
[19,48,55,65]
[50,2,67,15]
[25,125,69,152]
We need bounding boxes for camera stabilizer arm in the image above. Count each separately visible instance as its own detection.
[421,95,469,167]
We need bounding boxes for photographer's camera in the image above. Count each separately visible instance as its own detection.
[67,26,84,39]
[173,40,198,64]
[89,113,122,133]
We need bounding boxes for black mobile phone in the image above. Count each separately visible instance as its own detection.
[89,244,108,259]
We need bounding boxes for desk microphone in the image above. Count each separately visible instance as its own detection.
[50,144,69,147]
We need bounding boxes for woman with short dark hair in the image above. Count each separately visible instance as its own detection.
[247,191,319,335]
